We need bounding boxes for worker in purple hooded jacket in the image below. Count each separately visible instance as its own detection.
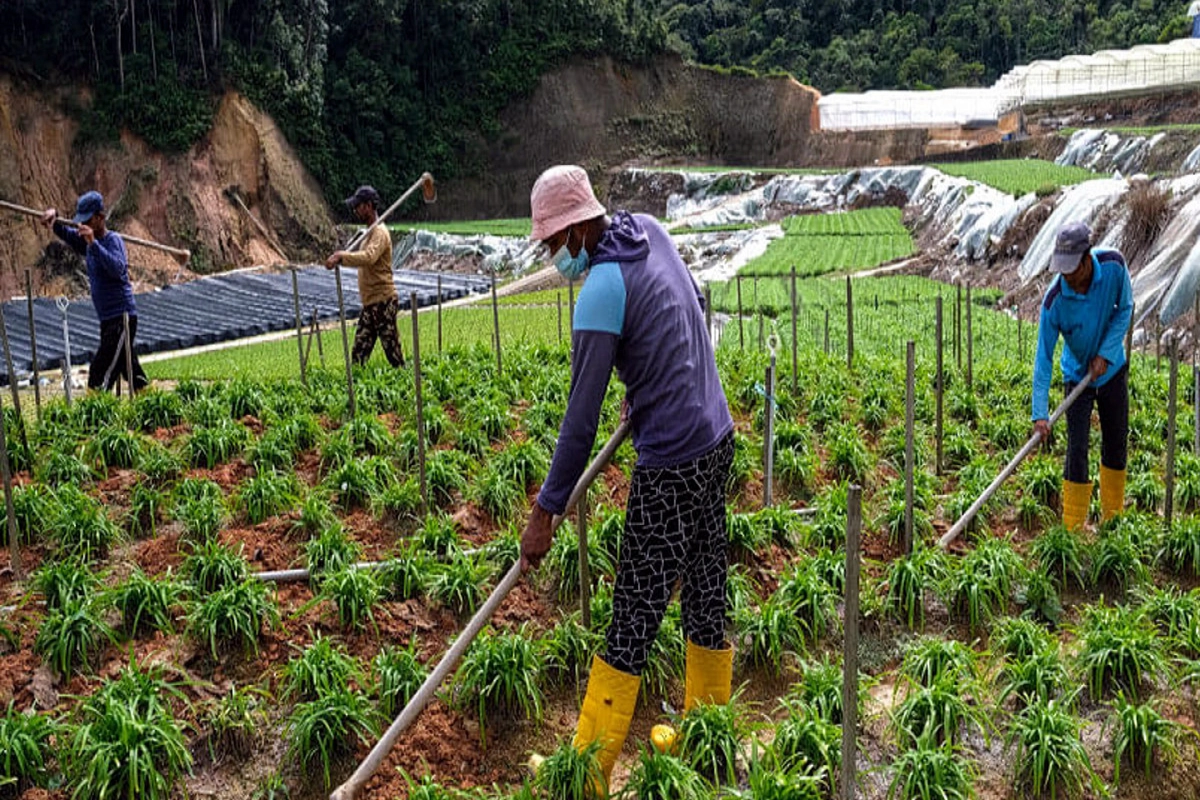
[519,165,734,791]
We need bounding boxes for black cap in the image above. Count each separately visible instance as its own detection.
[345,185,381,210]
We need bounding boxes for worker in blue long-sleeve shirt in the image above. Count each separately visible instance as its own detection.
[1031,222,1132,529]
[41,191,148,393]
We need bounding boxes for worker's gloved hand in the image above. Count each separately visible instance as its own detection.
[78,224,95,246]
[1033,419,1051,441]
[325,252,344,270]
[520,502,555,573]
[41,208,56,227]
[1088,356,1108,380]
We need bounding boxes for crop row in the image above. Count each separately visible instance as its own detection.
[782,207,907,237]
[2,269,1196,799]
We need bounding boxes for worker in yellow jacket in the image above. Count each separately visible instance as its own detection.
[326,185,405,368]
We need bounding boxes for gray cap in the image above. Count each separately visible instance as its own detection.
[1051,222,1091,274]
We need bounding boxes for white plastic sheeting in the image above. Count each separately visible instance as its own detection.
[819,89,1002,131]
[676,227,786,285]
[1055,129,1166,174]
[394,230,543,276]
[1018,179,1130,282]
[820,38,1200,131]
[661,166,1030,264]
[1128,175,1200,324]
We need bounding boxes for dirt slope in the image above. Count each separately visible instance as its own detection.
[427,55,822,219]
[0,78,333,298]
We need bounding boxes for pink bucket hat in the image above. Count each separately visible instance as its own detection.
[530,165,607,241]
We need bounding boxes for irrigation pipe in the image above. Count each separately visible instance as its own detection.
[1,199,192,264]
[938,375,1093,549]
[254,491,816,585]
[330,420,631,800]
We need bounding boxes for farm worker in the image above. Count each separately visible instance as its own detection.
[41,191,149,393]
[1031,221,1132,529]
[1190,0,1200,37]
[520,165,735,791]
[325,185,406,368]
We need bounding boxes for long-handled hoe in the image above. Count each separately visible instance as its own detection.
[938,375,1092,549]
[0,198,193,265]
[330,420,631,800]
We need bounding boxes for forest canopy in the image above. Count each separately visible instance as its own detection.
[0,0,1191,204]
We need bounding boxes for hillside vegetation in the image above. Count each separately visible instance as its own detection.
[3,0,1190,217]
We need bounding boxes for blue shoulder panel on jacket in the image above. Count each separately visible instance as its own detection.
[1093,248,1127,269]
[1043,277,1063,311]
[574,262,626,336]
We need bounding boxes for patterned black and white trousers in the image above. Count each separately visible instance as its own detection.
[352,297,406,368]
[606,432,734,676]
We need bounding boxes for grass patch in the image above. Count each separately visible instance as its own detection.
[147,306,565,381]
[389,218,532,237]
[932,159,1100,197]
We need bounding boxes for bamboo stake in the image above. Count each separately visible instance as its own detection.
[841,484,862,800]
[846,276,854,370]
[764,350,776,508]
[936,297,944,476]
[0,391,19,580]
[736,275,744,350]
[939,375,1094,548]
[436,274,443,353]
[122,311,135,400]
[334,266,356,418]
[24,271,40,417]
[330,421,632,800]
[2,199,191,263]
[1166,338,1179,525]
[790,267,798,397]
[57,297,72,406]
[966,285,974,389]
[0,308,29,458]
[412,292,428,514]
[904,341,915,554]
[490,270,502,375]
[291,269,307,386]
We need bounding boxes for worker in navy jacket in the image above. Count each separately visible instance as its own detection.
[519,166,734,792]
[1032,222,1132,529]
[42,191,148,393]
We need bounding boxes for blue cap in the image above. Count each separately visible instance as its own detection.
[72,191,105,225]
[1051,222,1091,274]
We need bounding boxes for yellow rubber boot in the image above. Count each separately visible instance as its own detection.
[572,655,641,794]
[1100,466,1126,522]
[684,641,734,712]
[1062,479,1092,530]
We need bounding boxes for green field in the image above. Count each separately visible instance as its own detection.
[783,207,907,236]
[390,218,533,237]
[931,159,1100,197]
[147,306,565,382]
[639,165,836,175]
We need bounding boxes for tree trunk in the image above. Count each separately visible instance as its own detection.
[147,0,157,79]
[130,0,137,54]
[111,0,128,90]
[193,0,208,81]
[89,22,101,76]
